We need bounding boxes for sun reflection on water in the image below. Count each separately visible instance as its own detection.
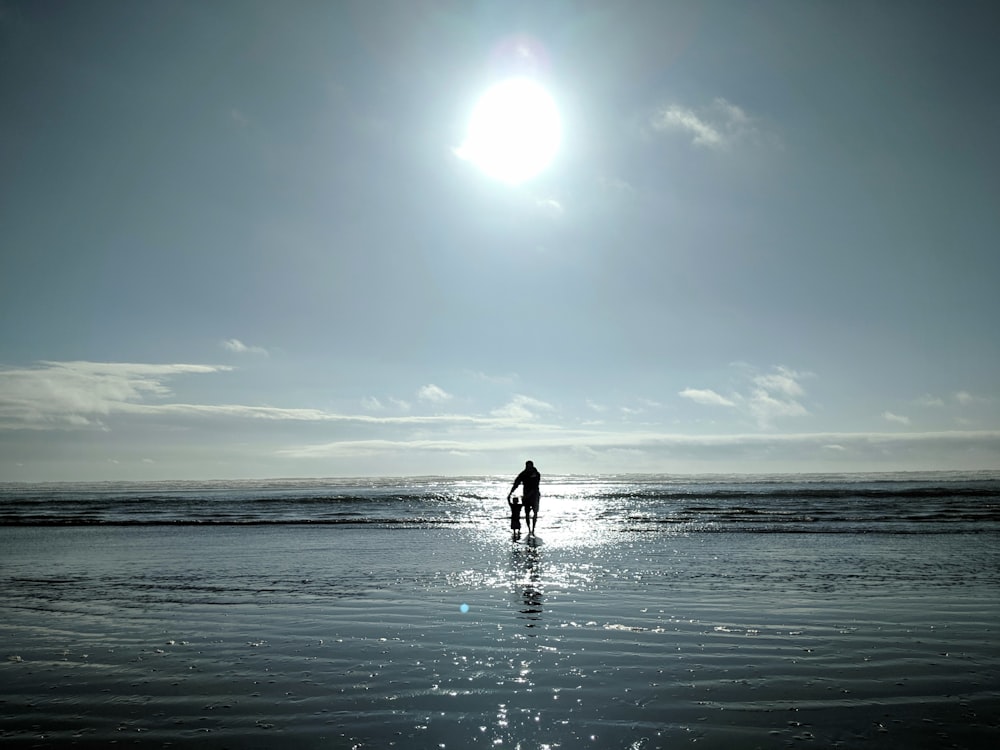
[499,480,628,551]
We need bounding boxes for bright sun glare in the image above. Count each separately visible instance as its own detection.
[456,77,561,184]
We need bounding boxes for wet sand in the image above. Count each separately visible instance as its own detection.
[2,525,998,748]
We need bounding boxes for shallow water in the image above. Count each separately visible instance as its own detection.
[2,523,998,748]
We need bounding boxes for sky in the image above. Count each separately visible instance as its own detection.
[2,0,999,481]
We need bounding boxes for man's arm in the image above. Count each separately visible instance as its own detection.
[507,472,524,498]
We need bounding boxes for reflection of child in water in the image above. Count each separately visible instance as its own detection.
[507,496,522,538]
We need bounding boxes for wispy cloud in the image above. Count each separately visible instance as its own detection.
[681,365,811,429]
[654,105,724,147]
[0,361,231,429]
[679,388,736,407]
[118,403,500,426]
[746,367,810,427]
[418,384,452,403]
[913,391,994,411]
[8,360,994,477]
[650,98,767,150]
[599,176,637,197]
[0,361,491,432]
[952,390,993,406]
[221,338,268,356]
[229,108,250,128]
[278,428,1000,469]
[361,396,384,411]
[535,197,564,218]
[279,438,484,459]
[491,394,555,421]
[882,411,911,426]
[469,370,518,386]
[752,368,805,400]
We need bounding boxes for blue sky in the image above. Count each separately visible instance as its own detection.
[2,0,998,481]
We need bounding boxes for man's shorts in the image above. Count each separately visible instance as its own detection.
[522,492,540,512]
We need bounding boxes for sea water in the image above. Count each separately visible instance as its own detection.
[1,471,998,532]
[1,473,998,748]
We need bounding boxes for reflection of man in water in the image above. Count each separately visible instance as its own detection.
[510,544,543,630]
[508,460,541,535]
[519,547,543,628]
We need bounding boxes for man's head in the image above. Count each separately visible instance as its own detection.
[525,460,534,468]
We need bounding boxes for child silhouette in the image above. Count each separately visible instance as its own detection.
[507,496,522,540]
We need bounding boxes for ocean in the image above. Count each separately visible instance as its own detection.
[2,473,998,748]
[2,471,998,532]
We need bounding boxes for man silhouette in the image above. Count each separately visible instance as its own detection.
[508,460,541,535]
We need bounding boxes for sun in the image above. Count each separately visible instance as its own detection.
[456,77,561,184]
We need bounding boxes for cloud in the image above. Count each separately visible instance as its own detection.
[650,98,764,150]
[0,361,497,432]
[491,394,555,421]
[6,359,997,477]
[682,365,811,428]
[0,361,231,429]
[278,428,1000,470]
[361,396,384,411]
[914,392,993,408]
[599,176,637,196]
[745,366,811,428]
[952,391,993,406]
[752,368,805,399]
[279,438,479,459]
[535,198,564,218]
[882,411,911,426]
[654,106,723,147]
[747,390,809,426]
[229,108,250,128]
[118,403,498,426]
[679,388,736,407]
[469,370,518,385]
[222,338,268,356]
[418,384,452,403]
[365,395,416,413]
